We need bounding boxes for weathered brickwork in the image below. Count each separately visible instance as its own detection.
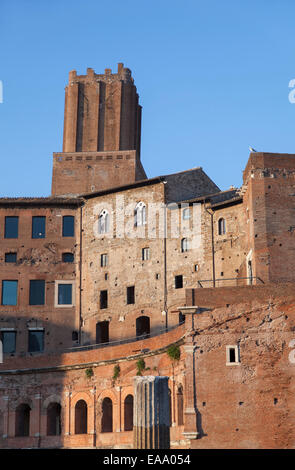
[0,65,295,449]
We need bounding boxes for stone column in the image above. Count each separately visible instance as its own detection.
[133,376,170,449]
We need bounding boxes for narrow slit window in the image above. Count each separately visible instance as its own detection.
[100,290,108,309]
[127,286,135,304]
[142,247,150,261]
[218,218,226,235]
[226,345,240,365]
[101,254,108,267]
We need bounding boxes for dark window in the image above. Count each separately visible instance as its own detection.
[29,280,45,305]
[136,316,150,338]
[100,290,108,309]
[62,252,74,263]
[1,331,16,353]
[4,216,18,239]
[72,331,78,341]
[127,286,135,305]
[124,395,133,431]
[32,216,46,238]
[175,275,183,289]
[47,403,61,436]
[101,254,108,267]
[229,347,237,363]
[2,280,18,305]
[101,398,113,433]
[75,400,87,434]
[58,284,73,305]
[179,312,185,324]
[5,252,17,263]
[28,330,44,353]
[62,216,75,237]
[15,404,31,437]
[96,321,109,344]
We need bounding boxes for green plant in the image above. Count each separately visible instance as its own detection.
[136,358,146,376]
[113,364,120,381]
[167,344,181,362]
[85,367,94,378]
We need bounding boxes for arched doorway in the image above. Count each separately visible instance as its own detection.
[47,402,61,435]
[15,404,31,437]
[75,400,87,434]
[124,395,133,431]
[136,316,150,338]
[101,397,113,433]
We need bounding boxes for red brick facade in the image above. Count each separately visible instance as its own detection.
[0,65,295,449]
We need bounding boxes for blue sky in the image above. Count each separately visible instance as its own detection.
[1,0,295,196]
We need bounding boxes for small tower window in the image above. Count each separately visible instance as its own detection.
[134,202,146,227]
[181,238,189,252]
[226,345,240,365]
[98,210,109,234]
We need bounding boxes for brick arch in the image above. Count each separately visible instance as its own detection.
[12,397,34,411]
[96,390,117,434]
[42,394,62,410]
[121,386,134,404]
[71,391,92,408]
[96,388,117,405]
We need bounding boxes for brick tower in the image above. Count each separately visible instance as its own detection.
[51,63,146,196]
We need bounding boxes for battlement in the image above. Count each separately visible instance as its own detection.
[68,63,134,84]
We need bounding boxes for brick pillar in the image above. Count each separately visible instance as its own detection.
[182,344,198,441]
[133,376,170,449]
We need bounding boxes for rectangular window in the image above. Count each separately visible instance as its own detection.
[29,280,45,305]
[1,331,16,353]
[32,216,46,238]
[62,253,74,263]
[101,254,108,267]
[28,330,44,353]
[127,286,135,305]
[142,247,150,261]
[226,345,240,365]
[1,280,18,305]
[62,216,75,237]
[4,216,19,239]
[5,252,17,263]
[100,290,108,309]
[182,207,191,220]
[175,275,183,289]
[58,283,72,305]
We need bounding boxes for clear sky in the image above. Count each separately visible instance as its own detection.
[1,0,295,197]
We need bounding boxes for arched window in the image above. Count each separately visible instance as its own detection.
[218,218,226,235]
[98,210,109,234]
[75,400,87,434]
[177,385,184,426]
[124,395,134,431]
[134,202,146,227]
[136,316,150,338]
[181,238,189,252]
[15,404,31,437]
[101,398,113,433]
[47,403,61,436]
